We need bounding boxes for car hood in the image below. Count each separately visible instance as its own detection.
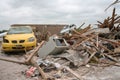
[5,34,35,40]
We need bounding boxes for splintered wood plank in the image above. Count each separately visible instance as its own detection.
[83,52,96,65]
[64,66,83,80]
[99,37,120,46]
[73,34,97,49]
[25,41,45,64]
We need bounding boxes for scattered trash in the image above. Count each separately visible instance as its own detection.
[60,24,77,34]
[25,66,37,77]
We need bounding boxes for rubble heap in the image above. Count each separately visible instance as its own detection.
[0,8,120,80]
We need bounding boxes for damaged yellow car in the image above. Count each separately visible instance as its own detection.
[2,26,37,52]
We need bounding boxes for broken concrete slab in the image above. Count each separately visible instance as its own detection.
[54,50,84,67]
[38,36,69,58]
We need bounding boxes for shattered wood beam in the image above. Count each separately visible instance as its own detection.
[110,8,116,30]
[83,51,96,65]
[70,32,91,40]
[115,19,120,23]
[73,29,82,35]
[73,34,97,48]
[75,25,91,35]
[25,41,45,64]
[114,63,120,67]
[72,29,88,39]
[24,42,47,80]
[114,16,120,21]
[78,22,85,29]
[98,44,118,62]
[116,23,120,28]
[99,37,120,46]
[74,37,99,65]
[105,0,120,11]
[96,33,99,47]
[83,46,99,63]
[30,58,47,80]
[103,53,118,62]
[107,17,111,21]
[99,43,113,53]
[0,57,25,64]
[99,62,120,67]
[97,21,103,25]
[108,14,117,22]
[104,19,109,28]
[89,38,118,62]
[64,66,83,80]
[25,41,47,79]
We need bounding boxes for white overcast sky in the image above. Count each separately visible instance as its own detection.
[0,0,120,30]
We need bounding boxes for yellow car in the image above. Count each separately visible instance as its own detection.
[2,26,37,52]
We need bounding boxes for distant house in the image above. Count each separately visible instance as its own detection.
[11,24,67,35]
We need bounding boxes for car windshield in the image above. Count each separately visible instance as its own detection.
[8,26,32,34]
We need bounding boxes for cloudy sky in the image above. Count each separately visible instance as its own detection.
[0,0,120,30]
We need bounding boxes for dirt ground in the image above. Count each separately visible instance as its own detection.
[0,43,38,80]
[0,52,37,80]
[0,42,120,80]
[83,66,120,80]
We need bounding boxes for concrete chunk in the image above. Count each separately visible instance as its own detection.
[38,36,69,58]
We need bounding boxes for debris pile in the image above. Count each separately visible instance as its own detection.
[97,8,120,40]
[97,8,120,31]
[30,8,120,79]
[0,8,120,80]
